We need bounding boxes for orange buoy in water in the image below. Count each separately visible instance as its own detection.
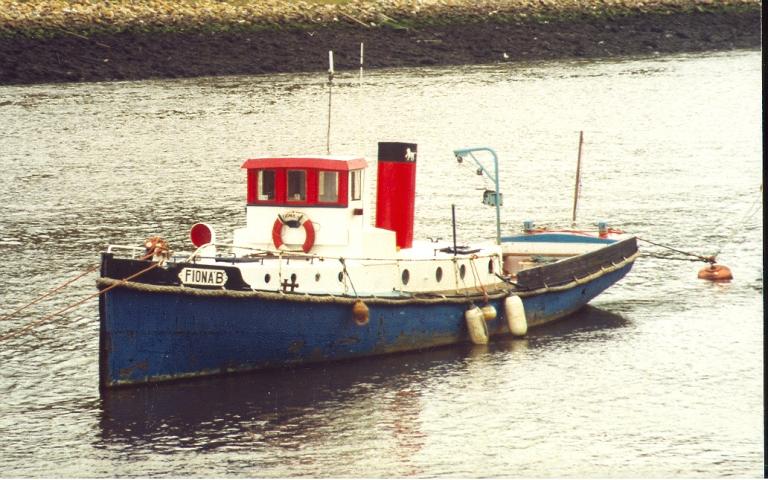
[698,264,733,281]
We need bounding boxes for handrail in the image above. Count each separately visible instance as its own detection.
[106,245,145,258]
[104,241,505,265]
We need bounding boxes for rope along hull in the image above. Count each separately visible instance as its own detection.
[98,257,635,389]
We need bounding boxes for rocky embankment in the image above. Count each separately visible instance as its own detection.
[0,0,761,85]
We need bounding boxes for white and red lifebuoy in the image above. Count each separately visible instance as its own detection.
[272,212,315,253]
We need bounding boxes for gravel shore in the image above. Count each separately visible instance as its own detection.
[0,0,760,84]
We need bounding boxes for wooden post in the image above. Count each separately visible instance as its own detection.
[571,131,584,225]
[451,204,457,254]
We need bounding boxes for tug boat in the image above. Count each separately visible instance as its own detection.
[98,142,638,389]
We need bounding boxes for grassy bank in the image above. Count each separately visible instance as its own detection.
[0,0,760,38]
[0,0,760,85]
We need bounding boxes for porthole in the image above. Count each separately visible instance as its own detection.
[401,269,410,285]
[315,273,321,282]
[435,267,443,282]
[459,264,466,279]
[488,259,495,274]
[338,271,344,282]
[264,273,271,283]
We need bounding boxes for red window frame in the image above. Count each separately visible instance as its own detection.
[316,170,350,205]
[286,169,308,203]
[248,169,283,204]
[247,168,348,207]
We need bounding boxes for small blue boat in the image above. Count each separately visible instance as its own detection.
[98,142,638,389]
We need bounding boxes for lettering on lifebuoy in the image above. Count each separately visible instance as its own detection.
[272,211,315,253]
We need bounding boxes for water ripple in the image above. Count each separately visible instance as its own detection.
[0,50,762,477]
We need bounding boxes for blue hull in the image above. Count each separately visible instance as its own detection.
[99,262,634,388]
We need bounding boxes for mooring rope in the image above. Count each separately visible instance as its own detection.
[338,257,358,297]
[0,263,100,323]
[639,252,706,262]
[452,256,471,303]
[0,261,161,342]
[0,249,157,326]
[637,186,762,265]
[711,185,763,258]
[468,255,489,304]
[636,237,715,264]
[0,245,200,343]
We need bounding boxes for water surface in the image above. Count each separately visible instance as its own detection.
[0,50,762,477]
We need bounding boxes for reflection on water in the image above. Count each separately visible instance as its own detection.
[98,351,441,456]
[97,307,629,462]
[0,50,762,477]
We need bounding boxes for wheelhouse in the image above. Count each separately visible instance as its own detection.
[242,156,367,208]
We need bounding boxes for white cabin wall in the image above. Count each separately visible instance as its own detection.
[233,200,400,258]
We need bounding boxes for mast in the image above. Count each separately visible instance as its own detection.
[326,50,334,155]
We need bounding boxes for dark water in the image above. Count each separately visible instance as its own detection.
[0,50,762,477]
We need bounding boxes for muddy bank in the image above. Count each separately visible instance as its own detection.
[0,8,760,85]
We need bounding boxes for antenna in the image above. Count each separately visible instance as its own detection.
[357,43,365,154]
[359,42,364,82]
[326,50,334,155]
[571,131,584,226]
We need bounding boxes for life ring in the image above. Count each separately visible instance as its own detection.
[272,212,315,253]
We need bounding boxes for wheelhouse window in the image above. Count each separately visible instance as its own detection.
[257,170,275,201]
[351,170,362,201]
[287,170,306,202]
[318,171,339,203]
[244,160,358,206]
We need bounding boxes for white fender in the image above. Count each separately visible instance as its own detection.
[505,295,527,336]
[480,304,497,321]
[465,306,488,345]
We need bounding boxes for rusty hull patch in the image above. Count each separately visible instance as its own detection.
[118,360,149,380]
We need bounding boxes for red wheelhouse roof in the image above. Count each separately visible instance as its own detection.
[241,156,367,171]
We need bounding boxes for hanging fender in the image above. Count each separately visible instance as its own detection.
[272,212,315,253]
